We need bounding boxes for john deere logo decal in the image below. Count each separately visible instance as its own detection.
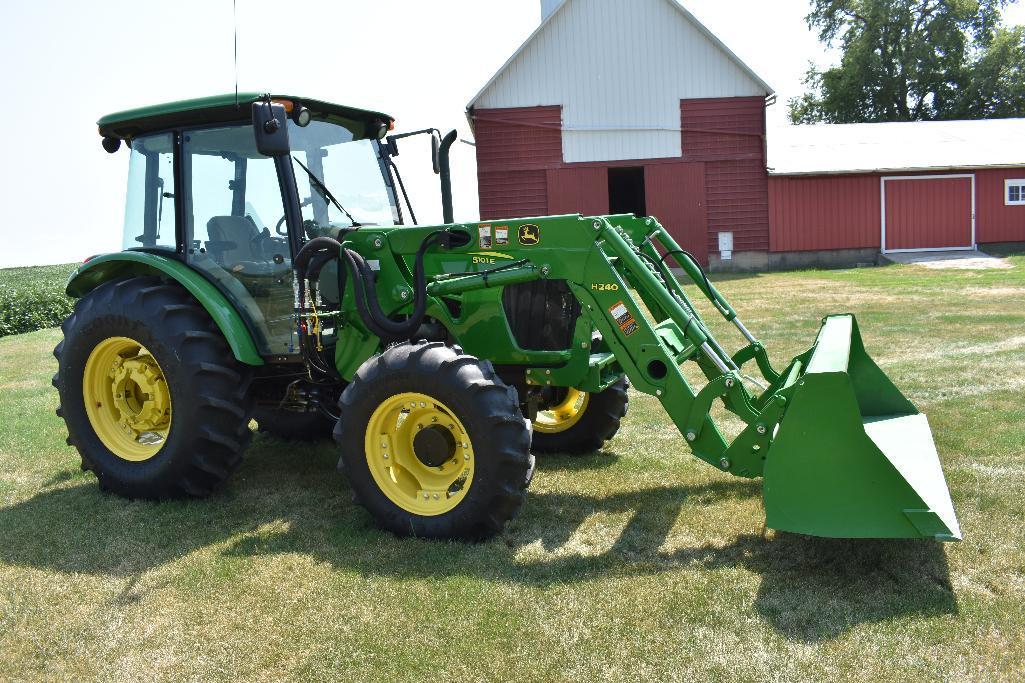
[518,224,540,245]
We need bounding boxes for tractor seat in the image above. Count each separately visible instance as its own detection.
[206,215,264,265]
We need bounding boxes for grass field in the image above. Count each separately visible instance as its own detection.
[2,260,1024,681]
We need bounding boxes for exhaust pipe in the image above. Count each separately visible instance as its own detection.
[438,129,458,224]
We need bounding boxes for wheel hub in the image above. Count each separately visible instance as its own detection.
[109,354,170,434]
[412,425,457,467]
[534,388,589,434]
[83,337,172,461]
[364,392,474,516]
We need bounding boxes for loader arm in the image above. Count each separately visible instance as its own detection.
[321,213,960,541]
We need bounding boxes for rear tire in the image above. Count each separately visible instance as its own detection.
[52,276,254,499]
[335,341,533,540]
[531,378,629,455]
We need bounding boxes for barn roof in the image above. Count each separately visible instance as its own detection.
[768,118,1025,176]
[466,0,773,112]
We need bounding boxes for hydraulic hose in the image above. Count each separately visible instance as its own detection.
[294,231,449,344]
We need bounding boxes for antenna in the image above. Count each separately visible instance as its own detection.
[233,0,239,107]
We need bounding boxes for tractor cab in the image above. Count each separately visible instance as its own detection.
[99,93,403,358]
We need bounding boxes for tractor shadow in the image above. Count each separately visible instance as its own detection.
[0,436,955,642]
[527,450,621,472]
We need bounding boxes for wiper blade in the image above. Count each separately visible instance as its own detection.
[291,156,362,228]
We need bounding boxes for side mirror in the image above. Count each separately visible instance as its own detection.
[252,101,290,157]
[431,130,442,175]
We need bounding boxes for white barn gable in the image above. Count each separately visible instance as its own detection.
[469,0,773,163]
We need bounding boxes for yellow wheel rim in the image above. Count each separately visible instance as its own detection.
[534,388,589,434]
[365,392,474,516]
[82,337,172,462]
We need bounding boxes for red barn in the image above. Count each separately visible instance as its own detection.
[467,0,1025,270]
[767,119,1025,266]
[466,0,774,269]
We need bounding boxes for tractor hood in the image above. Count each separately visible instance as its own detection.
[97,93,394,141]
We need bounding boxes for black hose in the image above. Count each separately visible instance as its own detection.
[294,236,341,273]
[347,231,445,341]
[294,231,449,344]
[636,249,700,317]
[660,249,729,316]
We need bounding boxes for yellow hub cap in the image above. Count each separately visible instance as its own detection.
[534,388,589,434]
[83,337,172,462]
[365,392,474,516]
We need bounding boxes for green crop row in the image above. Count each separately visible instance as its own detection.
[0,264,77,337]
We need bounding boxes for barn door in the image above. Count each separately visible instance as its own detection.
[645,163,708,264]
[882,175,975,252]
[546,167,609,216]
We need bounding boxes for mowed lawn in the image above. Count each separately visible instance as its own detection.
[2,259,1024,682]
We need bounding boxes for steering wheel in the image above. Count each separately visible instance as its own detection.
[275,197,315,235]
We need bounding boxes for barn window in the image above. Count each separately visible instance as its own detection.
[1006,179,1025,205]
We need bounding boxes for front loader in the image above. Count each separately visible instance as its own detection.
[53,94,960,541]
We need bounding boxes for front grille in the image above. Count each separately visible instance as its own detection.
[502,279,580,351]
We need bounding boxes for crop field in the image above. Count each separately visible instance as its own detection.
[1,259,1024,681]
[0,263,76,337]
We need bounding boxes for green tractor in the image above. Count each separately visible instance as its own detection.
[53,93,960,541]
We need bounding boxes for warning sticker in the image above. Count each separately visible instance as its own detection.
[495,226,509,246]
[478,225,493,249]
[609,301,639,336]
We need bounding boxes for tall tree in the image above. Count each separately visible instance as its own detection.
[789,0,1025,123]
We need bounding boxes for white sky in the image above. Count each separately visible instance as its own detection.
[1,0,1022,267]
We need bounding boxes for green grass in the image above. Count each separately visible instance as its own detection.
[2,260,1024,681]
[0,263,76,337]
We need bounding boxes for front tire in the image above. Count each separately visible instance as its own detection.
[531,378,629,455]
[53,276,254,499]
[335,341,533,540]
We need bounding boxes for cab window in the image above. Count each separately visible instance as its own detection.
[122,132,176,252]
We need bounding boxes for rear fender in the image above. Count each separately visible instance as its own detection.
[66,251,264,366]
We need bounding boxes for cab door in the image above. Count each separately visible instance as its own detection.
[182,124,297,357]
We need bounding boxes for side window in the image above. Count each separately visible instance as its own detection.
[183,125,294,356]
[122,133,176,251]
[1005,179,1025,206]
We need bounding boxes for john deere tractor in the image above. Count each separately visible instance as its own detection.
[53,93,961,541]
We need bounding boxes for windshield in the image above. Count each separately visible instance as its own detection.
[287,119,400,235]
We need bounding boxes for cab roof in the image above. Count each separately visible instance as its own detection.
[97,92,393,140]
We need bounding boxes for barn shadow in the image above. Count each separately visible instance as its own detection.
[0,437,955,642]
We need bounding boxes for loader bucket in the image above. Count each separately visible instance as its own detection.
[762,315,961,541]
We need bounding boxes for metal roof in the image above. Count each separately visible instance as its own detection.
[97,93,393,140]
[466,0,773,112]
[768,118,1025,176]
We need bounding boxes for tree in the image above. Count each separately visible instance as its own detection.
[788,0,1025,123]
